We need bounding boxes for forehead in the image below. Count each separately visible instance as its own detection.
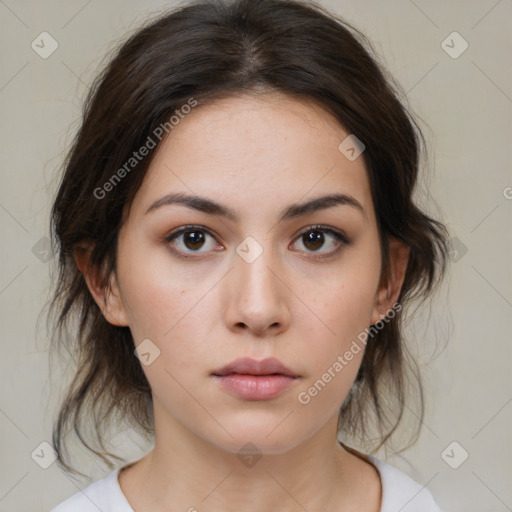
[127,92,375,224]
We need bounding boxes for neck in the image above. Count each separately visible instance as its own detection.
[119,405,381,511]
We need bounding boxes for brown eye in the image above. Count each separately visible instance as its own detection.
[291,225,350,256]
[165,226,219,257]
[182,230,205,250]
[302,230,325,251]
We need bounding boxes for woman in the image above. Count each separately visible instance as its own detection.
[47,0,449,510]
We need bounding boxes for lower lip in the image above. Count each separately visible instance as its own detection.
[215,374,297,400]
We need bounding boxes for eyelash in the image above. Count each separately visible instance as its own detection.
[164,224,351,261]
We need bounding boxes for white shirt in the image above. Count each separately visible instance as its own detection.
[49,455,441,511]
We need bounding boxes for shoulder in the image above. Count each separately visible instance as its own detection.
[49,469,134,512]
[368,456,442,512]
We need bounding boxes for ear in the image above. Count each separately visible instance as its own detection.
[370,237,410,325]
[74,245,129,327]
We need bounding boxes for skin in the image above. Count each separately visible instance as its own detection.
[76,91,409,512]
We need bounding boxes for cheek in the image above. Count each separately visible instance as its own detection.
[302,250,380,387]
[117,256,200,357]
[319,267,380,343]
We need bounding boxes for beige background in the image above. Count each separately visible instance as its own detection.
[0,0,511,510]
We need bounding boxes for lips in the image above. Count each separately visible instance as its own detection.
[212,357,300,400]
[212,357,300,378]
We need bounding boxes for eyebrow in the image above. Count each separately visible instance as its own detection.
[144,191,366,222]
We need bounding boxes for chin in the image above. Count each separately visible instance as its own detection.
[201,412,317,456]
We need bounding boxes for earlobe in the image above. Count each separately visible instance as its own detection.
[371,237,410,324]
[73,246,130,327]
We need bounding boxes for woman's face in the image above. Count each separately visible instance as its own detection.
[93,92,405,455]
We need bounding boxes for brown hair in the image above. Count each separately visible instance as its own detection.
[46,0,449,476]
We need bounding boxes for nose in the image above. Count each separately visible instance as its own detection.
[224,244,291,336]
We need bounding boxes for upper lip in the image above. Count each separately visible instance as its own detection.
[212,357,300,378]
